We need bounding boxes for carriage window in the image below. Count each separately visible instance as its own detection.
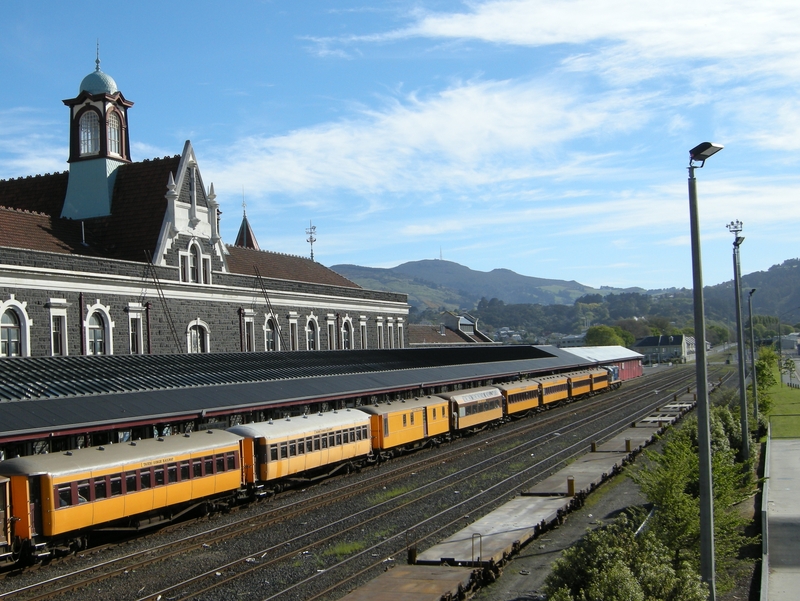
[313,435,321,451]
[280,443,288,459]
[329,432,336,447]
[154,468,165,486]
[433,407,437,419]
[289,442,297,457]
[227,452,237,470]
[307,437,313,451]
[181,461,190,480]
[110,476,123,496]
[204,458,213,475]
[127,473,137,493]
[270,445,278,461]
[216,456,225,472]
[193,460,203,479]
[77,480,90,503]
[349,429,355,443]
[336,432,342,446]
[141,469,152,489]
[94,478,108,499]
[321,434,328,449]
[58,484,72,507]
[403,414,407,427]
[298,440,305,454]
[168,464,178,483]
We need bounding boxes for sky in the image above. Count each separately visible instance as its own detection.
[1,1,799,292]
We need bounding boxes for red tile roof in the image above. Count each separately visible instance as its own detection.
[226,245,361,289]
[0,157,179,261]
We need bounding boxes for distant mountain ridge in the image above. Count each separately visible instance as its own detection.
[331,259,643,310]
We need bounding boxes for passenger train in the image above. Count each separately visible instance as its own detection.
[0,366,621,564]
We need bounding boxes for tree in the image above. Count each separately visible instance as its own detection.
[630,410,757,593]
[584,325,624,347]
[544,515,707,601]
[575,293,603,305]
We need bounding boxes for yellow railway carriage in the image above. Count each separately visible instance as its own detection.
[568,370,595,399]
[538,374,570,405]
[228,409,372,488]
[496,381,542,416]
[437,387,504,432]
[0,430,244,561]
[358,396,450,454]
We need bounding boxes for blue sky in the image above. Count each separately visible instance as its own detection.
[1,1,798,291]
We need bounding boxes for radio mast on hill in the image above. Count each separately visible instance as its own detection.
[306,221,317,262]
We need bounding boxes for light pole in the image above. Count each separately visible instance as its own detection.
[688,141,722,601]
[727,219,749,460]
[748,289,758,422]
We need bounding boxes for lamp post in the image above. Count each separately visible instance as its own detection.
[748,289,758,422]
[727,219,749,460]
[688,141,722,600]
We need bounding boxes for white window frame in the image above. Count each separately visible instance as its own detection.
[306,313,320,351]
[359,316,368,350]
[126,302,145,355]
[47,298,70,357]
[187,318,211,353]
[397,319,405,348]
[387,318,395,349]
[243,309,256,352]
[376,317,385,349]
[288,312,299,351]
[263,314,281,351]
[341,315,354,350]
[84,300,114,356]
[326,314,336,350]
[179,240,211,284]
[107,111,121,156]
[1,296,32,357]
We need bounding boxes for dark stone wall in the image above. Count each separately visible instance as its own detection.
[0,247,408,357]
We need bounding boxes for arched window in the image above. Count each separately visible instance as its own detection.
[265,317,278,351]
[342,322,351,350]
[188,321,209,353]
[307,320,317,351]
[87,313,106,355]
[108,112,121,155]
[79,111,100,156]
[1,310,21,357]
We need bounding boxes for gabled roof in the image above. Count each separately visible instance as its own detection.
[225,245,361,288]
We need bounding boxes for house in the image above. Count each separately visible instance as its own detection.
[408,312,494,346]
[632,335,688,364]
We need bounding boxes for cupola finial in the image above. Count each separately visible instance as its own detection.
[95,39,101,72]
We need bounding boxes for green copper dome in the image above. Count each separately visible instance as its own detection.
[80,68,118,95]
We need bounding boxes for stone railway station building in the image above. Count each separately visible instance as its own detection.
[0,61,408,358]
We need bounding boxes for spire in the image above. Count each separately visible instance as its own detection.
[235,211,260,250]
[95,39,101,72]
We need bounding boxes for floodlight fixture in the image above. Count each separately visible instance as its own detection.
[690,142,724,166]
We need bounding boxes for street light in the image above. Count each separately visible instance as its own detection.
[688,141,722,601]
[727,219,749,460]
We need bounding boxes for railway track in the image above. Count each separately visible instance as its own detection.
[0,366,717,601]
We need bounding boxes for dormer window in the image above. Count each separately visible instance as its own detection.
[79,111,100,155]
[180,241,211,285]
[108,112,121,155]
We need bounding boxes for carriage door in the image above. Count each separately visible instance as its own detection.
[28,477,42,537]
[0,478,8,546]
[422,409,428,438]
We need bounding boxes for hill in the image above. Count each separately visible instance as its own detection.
[331,259,643,310]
